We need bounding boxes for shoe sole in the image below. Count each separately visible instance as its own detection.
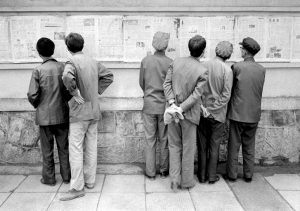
[60,193,85,201]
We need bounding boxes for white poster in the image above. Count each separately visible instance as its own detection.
[40,16,68,60]
[0,17,11,62]
[66,16,98,58]
[291,17,300,61]
[10,16,40,62]
[266,17,292,60]
[97,16,123,61]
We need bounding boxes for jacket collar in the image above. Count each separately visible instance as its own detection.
[42,57,57,64]
[244,55,255,62]
[154,51,166,56]
[214,56,225,63]
[189,56,200,62]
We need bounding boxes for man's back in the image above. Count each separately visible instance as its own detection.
[140,52,172,114]
[228,57,266,123]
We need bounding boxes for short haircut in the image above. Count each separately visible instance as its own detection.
[188,35,206,58]
[36,37,55,57]
[65,33,84,53]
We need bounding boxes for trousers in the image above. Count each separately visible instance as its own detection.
[40,123,70,183]
[69,120,98,191]
[226,119,258,179]
[168,119,196,188]
[143,113,169,177]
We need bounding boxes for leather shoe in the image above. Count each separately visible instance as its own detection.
[160,171,169,179]
[145,174,155,181]
[208,176,220,184]
[40,178,56,186]
[244,177,252,183]
[60,189,85,201]
[170,181,180,193]
[222,174,236,182]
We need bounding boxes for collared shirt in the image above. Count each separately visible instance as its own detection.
[163,56,208,125]
[228,56,266,123]
[139,51,172,114]
[27,58,71,125]
[62,52,113,123]
[202,57,233,123]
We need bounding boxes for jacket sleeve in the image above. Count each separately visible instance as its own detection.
[180,69,208,112]
[98,63,114,95]
[163,63,175,103]
[139,62,145,91]
[62,62,78,96]
[27,69,40,108]
[207,69,233,112]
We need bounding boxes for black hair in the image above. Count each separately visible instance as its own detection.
[36,37,55,57]
[188,35,206,58]
[65,33,84,53]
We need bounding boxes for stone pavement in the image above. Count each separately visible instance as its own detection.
[0,173,299,211]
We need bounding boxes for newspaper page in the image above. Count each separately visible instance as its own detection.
[0,17,11,62]
[206,16,235,60]
[66,16,98,58]
[123,16,153,62]
[291,17,300,61]
[97,16,123,61]
[233,16,267,61]
[266,17,292,61]
[10,16,40,62]
[151,17,180,60]
[179,17,208,58]
[40,16,68,60]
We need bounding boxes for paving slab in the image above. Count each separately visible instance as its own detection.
[48,193,100,211]
[146,176,173,193]
[0,193,10,206]
[102,175,144,193]
[265,174,300,190]
[190,191,244,211]
[98,193,145,211]
[0,175,25,192]
[0,193,55,211]
[279,191,300,211]
[15,175,62,192]
[191,175,231,192]
[146,192,195,211]
[58,174,105,193]
[228,173,292,211]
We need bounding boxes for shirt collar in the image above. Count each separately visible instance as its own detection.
[214,56,225,63]
[189,56,200,62]
[244,55,255,62]
[154,51,166,56]
[42,57,56,64]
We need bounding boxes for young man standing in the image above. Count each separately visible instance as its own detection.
[60,33,113,201]
[27,37,71,186]
[197,41,233,184]
[224,37,266,183]
[140,32,172,180]
[163,35,208,192]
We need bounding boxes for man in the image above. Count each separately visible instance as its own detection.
[27,37,71,186]
[224,37,266,183]
[163,35,208,192]
[197,41,233,184]
[60,33,113,201]
[140,32,172,180]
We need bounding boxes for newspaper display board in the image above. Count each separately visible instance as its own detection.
[0,15,299,63]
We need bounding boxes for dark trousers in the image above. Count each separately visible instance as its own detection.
[197,116,224,181]
[40,123,71,183]
[226,120,258,179]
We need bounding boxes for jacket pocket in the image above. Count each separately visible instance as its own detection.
[68,98,93,120]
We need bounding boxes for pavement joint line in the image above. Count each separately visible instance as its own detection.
[223,177,246,211]
[46,178,64,211]
[262,175,296,211]
[0,175,28,208]
[96,174,107,210]
[188,188,197,211]
[144,175,147,211]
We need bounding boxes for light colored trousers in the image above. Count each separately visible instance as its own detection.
[168,119,196,188]
[69,120,98,191]
[143,113,169,177]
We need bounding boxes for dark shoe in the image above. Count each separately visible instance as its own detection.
[160,171,169,179]
[85,183,95,189]
[208,176,220,184]
[170,182,180,193]
[40,178,56,186]
[244,177,252,183]
[197,175,207,183]
[63,180,70,184]
[222,174,236,182]
[145,174,155,181]
[60,189,85,201]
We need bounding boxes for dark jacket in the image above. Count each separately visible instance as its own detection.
[228,56,266,123]
[62,52,113,123]
[163,56,208,125]
[139,51,172,114]
[27,58,71,126]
